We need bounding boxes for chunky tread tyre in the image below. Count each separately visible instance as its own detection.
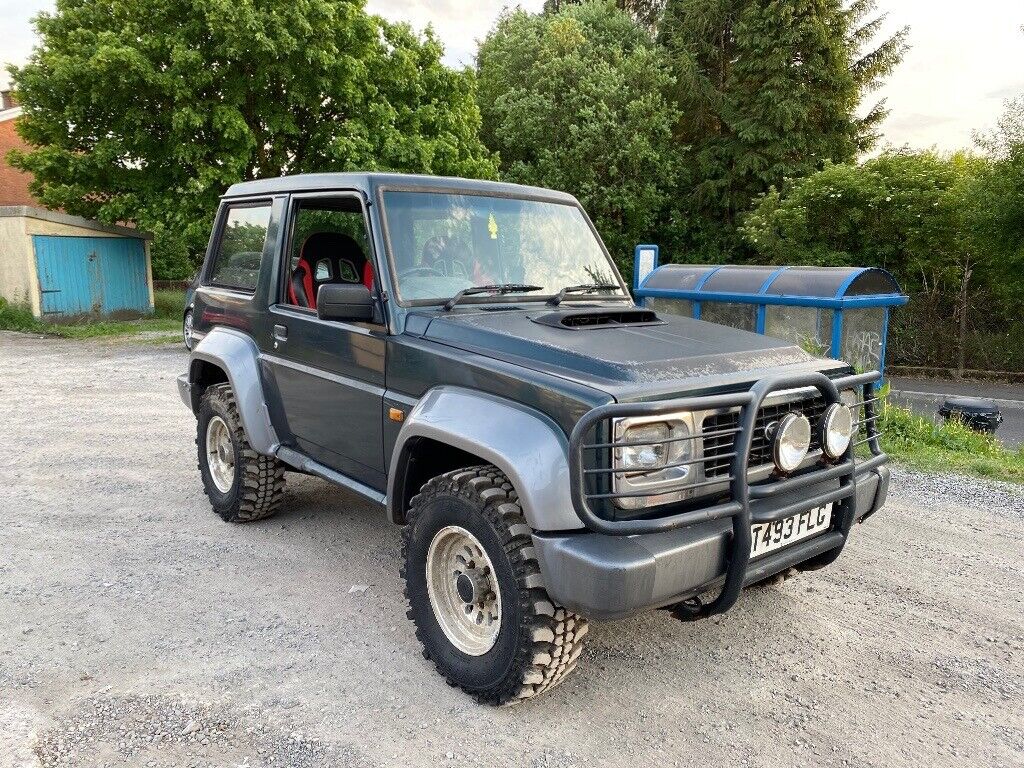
[401,465,587,705]
[197,383,285,523]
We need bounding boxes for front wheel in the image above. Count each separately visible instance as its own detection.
[402,466,587,705]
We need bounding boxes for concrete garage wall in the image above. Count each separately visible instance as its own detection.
[0,207,153,318]
[0,215,40,315]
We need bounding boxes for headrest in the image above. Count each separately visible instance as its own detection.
[300,232,365,266]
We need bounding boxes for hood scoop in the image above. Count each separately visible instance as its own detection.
[530,308,664,330]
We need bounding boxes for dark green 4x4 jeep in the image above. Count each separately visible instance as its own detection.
[179,173,889,704]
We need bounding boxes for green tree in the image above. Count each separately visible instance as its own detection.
[542,0,666,30]
[658,0,907,258]
[477,2,680,271]
[973,97,1024,288]
[9,0,496,279]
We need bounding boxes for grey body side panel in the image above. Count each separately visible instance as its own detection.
[388,386,580,532]
[186,327,280,455]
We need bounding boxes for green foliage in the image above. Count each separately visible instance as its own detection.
[657,0,906,257]
[153,289,187,320]
[9,0,497,280]
[0,299,41,333]
[741,152,980,290]
[878,399,1024,483]
[972,97,1024,305]
[477,2,680,271]
[543,0,665,29]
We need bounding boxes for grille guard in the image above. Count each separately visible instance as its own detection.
[568,370,887,619]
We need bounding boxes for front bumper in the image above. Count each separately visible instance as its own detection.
[534,464,888,620]
[543,369,888,621]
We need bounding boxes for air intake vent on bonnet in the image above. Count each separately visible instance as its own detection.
[530,308,664,330]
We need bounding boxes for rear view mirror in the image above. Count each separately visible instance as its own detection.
[317,283,374,322]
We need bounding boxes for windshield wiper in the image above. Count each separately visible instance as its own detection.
[546,283,621,306]
[443,284,544,311]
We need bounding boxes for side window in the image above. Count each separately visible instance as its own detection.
[284,198,376,308]
[207,203,272,292]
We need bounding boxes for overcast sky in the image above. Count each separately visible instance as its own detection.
[2,0,1021,152]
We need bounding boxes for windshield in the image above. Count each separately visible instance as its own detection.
[381,191,625,305]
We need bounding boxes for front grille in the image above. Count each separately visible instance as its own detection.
[702,395,830,478]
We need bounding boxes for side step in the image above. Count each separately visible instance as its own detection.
[276,446,387,508]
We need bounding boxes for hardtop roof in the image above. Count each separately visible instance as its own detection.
[223,172,579,203]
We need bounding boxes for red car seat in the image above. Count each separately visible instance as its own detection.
[288,232,374,309]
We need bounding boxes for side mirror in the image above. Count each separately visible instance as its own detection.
[317,283,374,322]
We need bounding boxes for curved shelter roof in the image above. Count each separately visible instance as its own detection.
[639,265,906,308]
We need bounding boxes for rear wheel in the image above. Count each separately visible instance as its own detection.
[197,383,285,522]
[183,309,195,351]
[402,465,587,705]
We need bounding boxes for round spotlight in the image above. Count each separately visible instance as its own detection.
[773,413,811,473]
[821,403,854,459]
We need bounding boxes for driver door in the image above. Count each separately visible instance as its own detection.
[264,193,387,491]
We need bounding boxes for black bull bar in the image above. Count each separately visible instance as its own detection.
[568,370,886,620]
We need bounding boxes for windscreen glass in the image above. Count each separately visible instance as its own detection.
[381,191,624,303]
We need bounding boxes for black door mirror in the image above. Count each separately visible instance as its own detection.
[317,283,374,322]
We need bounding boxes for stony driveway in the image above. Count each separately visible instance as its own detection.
[1,332,1022,768]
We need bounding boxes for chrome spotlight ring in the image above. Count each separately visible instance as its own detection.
[773,412,812,473]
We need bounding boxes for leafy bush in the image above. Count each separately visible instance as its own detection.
[153,290,187,320]
[0,298,43,333]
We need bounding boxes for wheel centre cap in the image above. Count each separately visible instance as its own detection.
[456,569,488,604]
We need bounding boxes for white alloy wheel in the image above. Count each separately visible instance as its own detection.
[183,310,195,350]
[425,525,502,656]
[205,415,235,494]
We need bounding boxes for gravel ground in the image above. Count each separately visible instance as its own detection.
[1,331,1022,768]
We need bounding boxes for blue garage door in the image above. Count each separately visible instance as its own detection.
[33,236,150,316]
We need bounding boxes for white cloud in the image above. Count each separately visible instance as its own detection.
[870,0,1024,151]
[366,1,543,67]
[1,1,1021,150]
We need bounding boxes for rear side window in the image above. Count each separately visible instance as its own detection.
[207,203,272,292]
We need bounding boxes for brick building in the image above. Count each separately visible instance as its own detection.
[0,89,38,207]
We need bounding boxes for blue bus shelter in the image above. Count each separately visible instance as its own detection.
[632,245,908,377]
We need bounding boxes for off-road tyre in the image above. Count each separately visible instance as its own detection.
[402,465,588,705]
[197,383,285,523]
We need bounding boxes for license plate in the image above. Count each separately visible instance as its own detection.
[750,504,832,559]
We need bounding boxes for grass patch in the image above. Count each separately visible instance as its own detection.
[154,289,187,320]
[0,297,180,340]
[877,397,1024,484]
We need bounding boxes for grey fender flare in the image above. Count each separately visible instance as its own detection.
[387,386,582,532]
[185,327,280,455]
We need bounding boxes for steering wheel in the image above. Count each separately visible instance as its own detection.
[399,266,446,279]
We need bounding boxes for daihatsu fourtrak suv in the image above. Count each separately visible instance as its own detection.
[178,173,889,704]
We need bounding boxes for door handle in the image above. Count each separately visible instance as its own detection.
[273,324,288,342]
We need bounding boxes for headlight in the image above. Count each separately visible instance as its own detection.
[613,416,694,509]
[773,413,811,472]
[821,403,854,459]
[620,422,671,473]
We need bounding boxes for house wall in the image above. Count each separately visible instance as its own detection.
[0,111,37,207]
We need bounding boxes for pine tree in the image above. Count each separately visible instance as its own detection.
[658,0,907,257]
